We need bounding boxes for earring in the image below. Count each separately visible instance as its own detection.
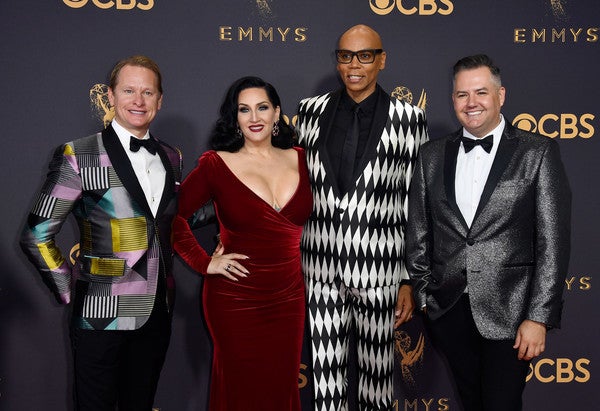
[236,127,243,139]
[272,122,280,137]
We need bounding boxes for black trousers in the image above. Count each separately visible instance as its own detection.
[427,294,530,411]
[70,292,171,411]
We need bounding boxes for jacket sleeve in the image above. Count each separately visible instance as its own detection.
[404,147,432,309]
[19,143,82,304]
[187,201,217,230]
[529,139,571,328]
[399,106,429,281]
[294,99,308,148]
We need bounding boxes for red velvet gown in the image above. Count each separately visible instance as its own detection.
[173,148,313,410]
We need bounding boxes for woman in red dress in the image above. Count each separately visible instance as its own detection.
[172,76,312,410]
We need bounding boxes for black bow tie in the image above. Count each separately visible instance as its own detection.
[461,135,493,153]
[130,136,158,155]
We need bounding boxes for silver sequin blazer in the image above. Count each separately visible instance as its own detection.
[406,123,571,339]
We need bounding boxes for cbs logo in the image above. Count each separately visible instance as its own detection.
[527,358,591,383]
[63,0,153,10]
[513,113,595,139]
[370,0,454,15]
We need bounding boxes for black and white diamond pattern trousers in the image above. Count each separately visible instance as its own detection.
[306,277,399,411]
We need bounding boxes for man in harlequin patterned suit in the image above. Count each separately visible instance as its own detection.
[20,55,182,411]
[406,54,571,410]
[296,25,428,411]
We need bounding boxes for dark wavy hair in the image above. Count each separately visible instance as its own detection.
[209,76,295,152]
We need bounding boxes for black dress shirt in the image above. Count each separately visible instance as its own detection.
[327,87,380,189]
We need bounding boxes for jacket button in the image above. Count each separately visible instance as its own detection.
[467,238,475,246]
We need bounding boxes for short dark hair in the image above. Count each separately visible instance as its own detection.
[109,55,163,94]
[453,54,501,86]
[210,76,295,152]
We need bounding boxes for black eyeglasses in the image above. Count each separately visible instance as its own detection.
[335,49,383,64]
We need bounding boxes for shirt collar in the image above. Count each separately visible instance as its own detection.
[111,119,151,150]
[341,85,380,115]
[462,114,505,146]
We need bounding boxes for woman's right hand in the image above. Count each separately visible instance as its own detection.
[207,252,250,281]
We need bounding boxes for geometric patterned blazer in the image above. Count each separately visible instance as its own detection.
[296,85,428,289]
[20,125,182,331]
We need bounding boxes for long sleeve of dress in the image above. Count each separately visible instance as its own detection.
[172,151,217,274]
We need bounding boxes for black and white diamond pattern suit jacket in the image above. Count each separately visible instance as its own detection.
[297,89,428,289]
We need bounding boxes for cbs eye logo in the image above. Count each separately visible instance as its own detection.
[513,113,595,139]
[369,0,454,15]
[527,358,591,383]
[63,0,153,10]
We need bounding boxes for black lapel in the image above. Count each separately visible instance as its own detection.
[102,125,154,217]
[354,85,390,177]
[444,130,469,230]
[316,89,343,196]
[472,123,519,223]
[155,137,176,217]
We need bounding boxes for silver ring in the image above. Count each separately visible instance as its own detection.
[225,264,231,272]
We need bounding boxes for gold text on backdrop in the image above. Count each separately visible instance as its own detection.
[219,26,307,42]
[514,27,598,43]
[565,276,591,291]
[395,398,450,411]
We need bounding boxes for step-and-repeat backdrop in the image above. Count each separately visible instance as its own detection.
[1,1,597,410]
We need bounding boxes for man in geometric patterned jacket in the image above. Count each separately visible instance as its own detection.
[20,55,181,411]
[296,25,428,411]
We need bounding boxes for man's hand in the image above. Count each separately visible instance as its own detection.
[513,319,547,361]
[394,284,415,328]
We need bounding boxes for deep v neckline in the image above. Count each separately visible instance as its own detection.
[214,150,302,213]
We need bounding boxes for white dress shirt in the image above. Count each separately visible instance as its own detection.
[112,119,166,216]
[455,115,505,227]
